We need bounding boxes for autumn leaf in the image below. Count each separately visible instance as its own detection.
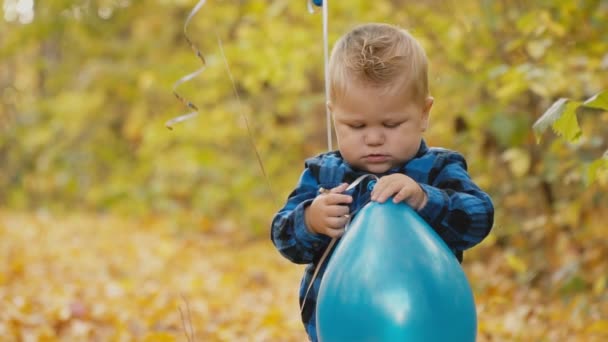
[583,90,608,111]
[533,98,582,142]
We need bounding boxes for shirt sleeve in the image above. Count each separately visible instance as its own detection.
[416,152,494,251]
[271,167,332,264]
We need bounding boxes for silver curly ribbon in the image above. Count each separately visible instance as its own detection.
[166,0,279,202]
[166,0,330,204]
[166,0,207,129]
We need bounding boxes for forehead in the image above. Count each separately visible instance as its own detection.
[332,84,418,119]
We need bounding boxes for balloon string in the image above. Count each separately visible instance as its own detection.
[307,0,332,151]
[300,174,378,314]
[322,0,332,151]
[301,1,342,314]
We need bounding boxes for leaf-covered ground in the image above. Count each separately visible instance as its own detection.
[1,211,606,341]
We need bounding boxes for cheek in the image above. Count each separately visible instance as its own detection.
[335,127,358,140]
[389,128,416,144]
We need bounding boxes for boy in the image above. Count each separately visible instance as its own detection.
[270,23,494,341]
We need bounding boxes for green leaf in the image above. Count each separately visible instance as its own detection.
[582,91,608,111]
[552,101,582,142]
[533,98,581,142]
[533,98,568,137]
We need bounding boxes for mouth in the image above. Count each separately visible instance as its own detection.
[363,154,390,163]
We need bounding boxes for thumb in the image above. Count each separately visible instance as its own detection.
[330,183,349,194]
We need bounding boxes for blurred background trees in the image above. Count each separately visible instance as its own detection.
[2,0,607,314]
[3,0,606,227]
[2,0,608,339]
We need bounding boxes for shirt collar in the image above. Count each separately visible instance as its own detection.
[415,139,429,158]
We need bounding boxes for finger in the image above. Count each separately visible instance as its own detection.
[393,186,412,203]
[324,194,353,206]
[329,183,349,194]
[370,182,384,201]
[373,181,401,203]
[326,204,350,217]
[327,214,350,228]
[324,227,345,238]
[370,178,392,199]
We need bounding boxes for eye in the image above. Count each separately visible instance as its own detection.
[383,122,402,128]
[348,123,365,129]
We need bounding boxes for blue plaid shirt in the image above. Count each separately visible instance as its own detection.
[270,140,494,341]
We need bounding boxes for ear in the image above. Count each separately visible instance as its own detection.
[421,96,433,131]
[327,101,337,124]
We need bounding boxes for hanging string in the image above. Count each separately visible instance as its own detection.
[307,0,332,151]
[322,0,332,152]
[216,35,277,203]
[300,6,385,317]
[300,0,337,316]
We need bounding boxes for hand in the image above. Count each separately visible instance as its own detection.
[370,174,428,210]
[305,183,353,238]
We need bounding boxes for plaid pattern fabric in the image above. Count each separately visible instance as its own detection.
[270,140,494,341]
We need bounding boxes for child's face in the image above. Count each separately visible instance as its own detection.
[330,84,433,174]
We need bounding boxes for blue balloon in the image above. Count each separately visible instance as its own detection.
[316,201,477,341]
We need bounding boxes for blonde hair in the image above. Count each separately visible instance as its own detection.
[329,23,429,104]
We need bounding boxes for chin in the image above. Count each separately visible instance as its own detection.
[362,164,391,174]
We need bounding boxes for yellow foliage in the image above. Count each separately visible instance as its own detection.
[505,253,527,274]
[143,332,177,342]
[1,210,607,340]
[1,1,608,340]
[0,211,307,341]
[501,148,531,178]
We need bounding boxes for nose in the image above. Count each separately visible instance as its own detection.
[364,128,384,146]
